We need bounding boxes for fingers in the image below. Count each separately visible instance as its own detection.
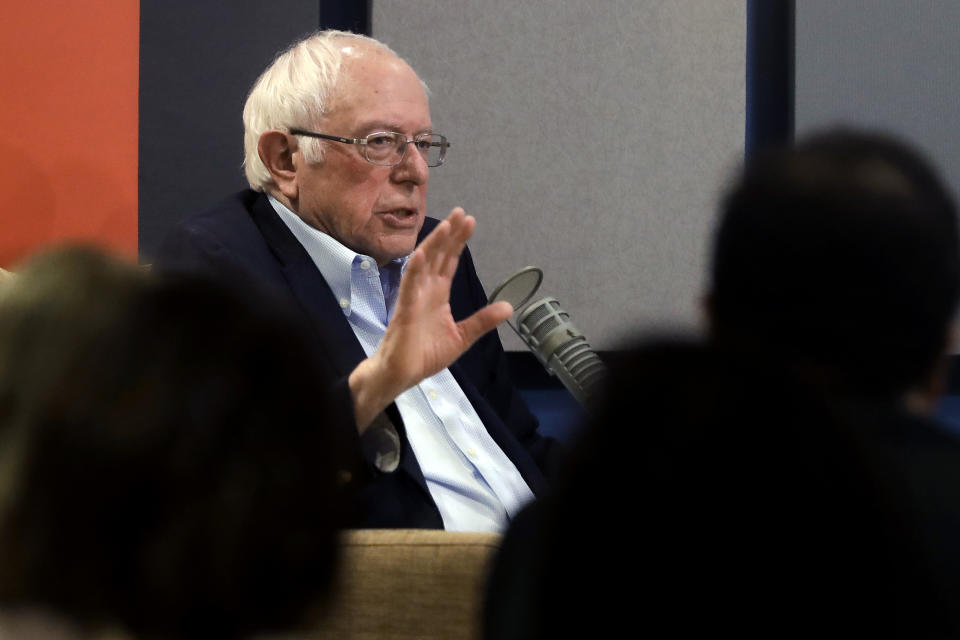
[398,245,425,294]
[418,207,460,256]
[441,213,474,278]
[456,301,514,347]
[417,207,473,276]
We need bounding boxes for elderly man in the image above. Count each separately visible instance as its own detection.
[157,31,559,531]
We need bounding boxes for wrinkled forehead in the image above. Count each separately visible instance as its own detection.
[324,42,429,121]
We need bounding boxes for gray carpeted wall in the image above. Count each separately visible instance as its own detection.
[796,0,960,200]
[373,2,747,350]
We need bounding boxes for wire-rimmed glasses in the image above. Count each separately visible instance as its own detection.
[289,129,450,167]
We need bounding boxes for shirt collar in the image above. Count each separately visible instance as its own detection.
[267,194,409,307]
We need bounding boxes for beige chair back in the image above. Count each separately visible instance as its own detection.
[311,529,501,640]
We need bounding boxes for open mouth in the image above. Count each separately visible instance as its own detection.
[380,208,419,225]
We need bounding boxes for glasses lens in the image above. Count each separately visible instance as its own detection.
[364,132,448,166]
[364,132,403,165]
[417,134,448,167]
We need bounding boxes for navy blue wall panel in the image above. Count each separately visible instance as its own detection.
[745,0,794,154]
[138,0,322,259]
[138,1,371,259]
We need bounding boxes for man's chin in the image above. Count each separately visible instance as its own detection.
[367,219,423,264]
[371,239,419,266]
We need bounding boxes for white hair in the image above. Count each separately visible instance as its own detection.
[242,30,398,192]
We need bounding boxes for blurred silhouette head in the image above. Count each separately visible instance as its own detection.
[523,339,948,638]
[710,129,960,400]
[0,247,353,639]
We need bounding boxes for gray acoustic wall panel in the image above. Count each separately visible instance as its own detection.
[374,1,746,349]
[796,1,960,201]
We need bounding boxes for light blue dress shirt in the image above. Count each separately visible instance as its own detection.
[269,196,534,532]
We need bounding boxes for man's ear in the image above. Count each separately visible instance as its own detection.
[258,131,299,200]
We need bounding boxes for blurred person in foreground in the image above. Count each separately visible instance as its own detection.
[0,247,354,640]
[484,129,960,638]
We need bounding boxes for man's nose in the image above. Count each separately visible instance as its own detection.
[391,143,429,184]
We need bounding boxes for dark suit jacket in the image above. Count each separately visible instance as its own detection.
[155,190,559,528]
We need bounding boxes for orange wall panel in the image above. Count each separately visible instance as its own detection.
[0,1,140,267]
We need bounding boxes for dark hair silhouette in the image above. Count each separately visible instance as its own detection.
[487,129,960,639]
[486,339,951,638]
[711,129,960,398]
[0,247,355,639]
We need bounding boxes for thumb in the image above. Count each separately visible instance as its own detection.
[457,301,514,346]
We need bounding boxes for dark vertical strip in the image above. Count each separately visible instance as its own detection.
[138,1,324,259]
[319,0,371,34]
[746,0,795,154]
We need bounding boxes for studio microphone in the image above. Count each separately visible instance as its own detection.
[489,267,606,407]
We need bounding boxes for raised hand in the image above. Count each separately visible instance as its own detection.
[348,208,513,431]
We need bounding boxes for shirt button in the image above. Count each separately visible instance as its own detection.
[427,390,439,400]
[339,298,350,309]
[466,448,478,459]
[360,260,371,271]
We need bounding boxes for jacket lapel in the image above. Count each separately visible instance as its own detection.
[247,194,369,378]
[247,194,434,496]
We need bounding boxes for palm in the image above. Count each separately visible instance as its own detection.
[380,208,512,390]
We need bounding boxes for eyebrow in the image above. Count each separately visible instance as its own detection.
[353,121,434,136]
